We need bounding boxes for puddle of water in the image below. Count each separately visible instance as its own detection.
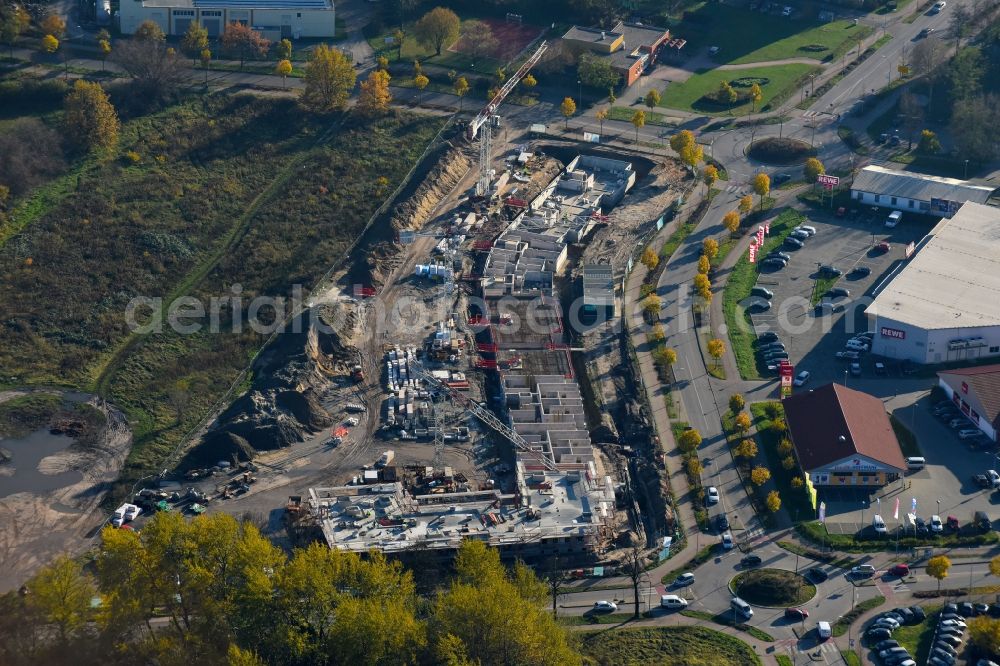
[0,429,83,498]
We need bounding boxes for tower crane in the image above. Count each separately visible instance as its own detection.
[467,41,548,198]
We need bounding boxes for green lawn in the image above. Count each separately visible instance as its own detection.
[891,606,939,663]
[659,64,820,115]
[579,626,762,665]
[750,402,815,523]
[811,274,841,306]
[609,105,677,127]
[678,5,873,64]
[365,20,505,72]
[722,208,805,379]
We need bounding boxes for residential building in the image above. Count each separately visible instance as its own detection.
[865,202,1000,364]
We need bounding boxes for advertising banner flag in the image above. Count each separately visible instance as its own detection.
[911,497,917,514]
[893,497,899,520]
[818,501,826,523]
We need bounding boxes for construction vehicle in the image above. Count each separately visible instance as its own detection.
[351,365,364,382]
[376,450,395,468]
[345,403,366,413]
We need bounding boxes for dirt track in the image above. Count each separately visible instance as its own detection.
[0,390,131,592]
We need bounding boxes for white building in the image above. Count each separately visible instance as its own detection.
[865,202,1000,364]
[851,165,994,219]
[119,0,335,39]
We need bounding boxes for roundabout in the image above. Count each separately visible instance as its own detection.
[730,568,817,607]
[746,137,818,165]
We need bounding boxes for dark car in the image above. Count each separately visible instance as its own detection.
[989,603,1000,618]
[768,251,791,262]
[959,602,975,617]
[773,173,792,186]
[806,568,829,583]
[909,606,926,622]
[866,627,892,642]
[975,510,992,532]
[819,265,843,277]
[758,331,779,343]
[943,602,959,614]
[975,603,990,615]
[852,266,872,277]
[785,607,809,620]
[785,237,804,249]
[914,517,929,534]
[876,639,900,651]
[828,287,851,298]
[741,554,763,568]
[716,514,730,531]
[762,258,788,269]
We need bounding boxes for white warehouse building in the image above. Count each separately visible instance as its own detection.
[119,0,335,39]
[865,202,1000,364]
[851,165,994,219]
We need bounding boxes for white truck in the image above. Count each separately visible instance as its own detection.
[376,450,395,468]
[112,503,141,528]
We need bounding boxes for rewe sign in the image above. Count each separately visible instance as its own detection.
[880,326,906,340]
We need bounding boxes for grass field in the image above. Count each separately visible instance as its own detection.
[892,606,939,663]
[722,208,805,379]
[678,5,873,64]
[0,83,447,494]
[750,402,815,522]
[609,105,677,127]
[659,64,820,115]
[579,626,762,665]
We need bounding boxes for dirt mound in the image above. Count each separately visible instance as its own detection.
[181,311,346,467]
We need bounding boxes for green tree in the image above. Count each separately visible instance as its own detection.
[738,194,753,216]
[644,88,661,110]
[393,28,405,59]
[803,157,825,184]
[413,6,460,56]
[201,48,212,83]
[766,490,781,512]
[653,346,678,371]
[461,20,497,63]
[275,59,292,89]
[948,47,983,101]
[1,5,30,60]
[650,322,666,344]
[729,393,745,414]
[686,456,703,477]
[98,39,111,71]
[749,82,763,112]
[359,69,393,115]
[751,466,771,486]
[782,455,796,470]
[716,80,737,107]
[182,21,208,65]
[577,52,620,89]
[723,210,740,236]
[276,37,292,60]
[951,95,999,164]
[25,555,96,643]
[134,19,165,42]
[561,97,576,128]
[707,338,725,367]
[926,555,951,591]
[697,254,710,274]
[777,438,793,456]
[968,616,1000,658]
[678,429,702,453]
[642,293,662,317]
[522,73,537,89]
[41,14,66,38]
[453,76,469,110]
[63,80,119,153]
[640,246,659,270]
[221,21,270,70]
[734,411,751,433]
[631,109,645,142]
[301,43,357,112]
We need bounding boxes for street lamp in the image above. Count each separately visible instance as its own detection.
[964,159,970,179]
[578,80,582,107]
[861,500,868,535]
[937,499,941,516]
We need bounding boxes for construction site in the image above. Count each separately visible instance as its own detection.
[134,40,697,570]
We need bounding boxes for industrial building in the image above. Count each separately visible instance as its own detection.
[561,22,685,87]
[582,263,616,319]
[783,383,905,505]
[865,202,1000,364]
[850,165,994,218]
[118,0,336,38]
[938,364,1000,442]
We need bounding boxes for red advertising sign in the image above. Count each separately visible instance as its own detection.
[962,382,969,394]
[764,223,770,235]
[904,241,916,259]
[779,361,794,398]
[880,326,905,340]
[748,242,757,263]
[817,174,840,186]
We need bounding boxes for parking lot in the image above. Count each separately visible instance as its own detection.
[749,208,929,385]
[817,384,1000,531]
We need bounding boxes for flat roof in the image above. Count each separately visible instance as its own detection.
[140,0,332,8]
[851,165,994,205]
[866,202,1000,330]
[562,25,622,45]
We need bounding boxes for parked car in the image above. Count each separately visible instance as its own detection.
[909,606,926,622]
[741,554,763,568]
[819,265,842,276]
[850,362,862,376]
[930,0,946,13]
[769,251,791,261]
[828,287,851,298]
[806,568,828,583]
[852,266,872,277]
[790,229,810,241]
[930,515,944,533]
[785,237,804,249]
[706,486,719,505]
[758,331,779,343]
[959,428,982,439]
[914,517,929,534]
[793,371,811,387]
[866,627,892,642]
[940,618,967,630]
[762,258,788,269]
[873,514,887,534]
[751,286,774,300]
[874,617,900,630]
[876,241,891,252]
[721,532,734,549]
[974,603,990,615]
[773,173,792,185]
[836,350,861,360]
[975,510,992,531]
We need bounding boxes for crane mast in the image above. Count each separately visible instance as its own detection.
[467,41,548,198]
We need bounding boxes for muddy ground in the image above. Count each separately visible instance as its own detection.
[0,390,131,592]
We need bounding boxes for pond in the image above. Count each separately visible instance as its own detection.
[0,429,83,498]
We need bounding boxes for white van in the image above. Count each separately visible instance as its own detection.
[906,457,925,470]
[817,621,832,640]
[886,211,903,228]
[873,514,887,534]
[660,594,689,610]
[731,597,753,619]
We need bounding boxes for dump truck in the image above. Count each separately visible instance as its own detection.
[376,450,395,468]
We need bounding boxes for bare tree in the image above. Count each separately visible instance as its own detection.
[898,91,925,150]
[622,544,648,618]
[947,3,975,56]
[543,556,566,619]
[910,38,946,110]
[113,38,186,100]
